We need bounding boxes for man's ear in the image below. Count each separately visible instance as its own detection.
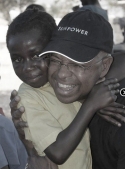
[100,56,113,78]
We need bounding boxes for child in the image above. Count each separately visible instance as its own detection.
[6,8,60,169]
[7,9,125,169]
[6,9,92,169]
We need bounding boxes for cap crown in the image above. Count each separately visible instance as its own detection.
[52,10,113,53]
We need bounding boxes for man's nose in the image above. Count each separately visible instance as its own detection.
[57,64,72,79]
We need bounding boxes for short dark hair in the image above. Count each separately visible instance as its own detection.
[6,9,56,48]
[25,4,46,12]
[72,5,80,12]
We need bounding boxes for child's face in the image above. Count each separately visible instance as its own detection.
[48,53,102,103]
[8,29,48,88]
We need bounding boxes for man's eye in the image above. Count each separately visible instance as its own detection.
[50,59,60,65]
[69,64,82,69]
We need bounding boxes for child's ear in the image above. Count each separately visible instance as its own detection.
[100,56,113,78]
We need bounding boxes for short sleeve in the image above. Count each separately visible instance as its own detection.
[18,88,62,156]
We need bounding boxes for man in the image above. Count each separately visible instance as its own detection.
[39,10,125,169]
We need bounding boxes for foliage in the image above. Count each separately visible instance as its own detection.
[0,0,35,23]
[48,0,81,18]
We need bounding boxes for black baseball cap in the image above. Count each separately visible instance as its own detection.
[39,10,113,63]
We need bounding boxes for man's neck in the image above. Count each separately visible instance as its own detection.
[106,53,125,81]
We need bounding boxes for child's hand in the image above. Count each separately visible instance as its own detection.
[10,90,27,126]
[10,90,37,156]
[10,90,27,136]
[27,155,58,169]
[87,78,120,111]
[98,102,125,127]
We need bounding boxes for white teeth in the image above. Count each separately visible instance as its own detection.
[58,83,76,90]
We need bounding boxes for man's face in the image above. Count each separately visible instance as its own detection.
[8,29,48,88]
[48,53,103,103]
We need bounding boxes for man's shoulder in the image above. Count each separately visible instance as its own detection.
[108,52,125,80]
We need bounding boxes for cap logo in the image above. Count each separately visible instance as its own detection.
[58,26,88,35]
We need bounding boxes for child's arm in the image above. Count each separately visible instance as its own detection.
[98,102,125,127]
[44,78,119,164]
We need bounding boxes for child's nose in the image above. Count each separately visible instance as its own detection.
[23,60,34,72]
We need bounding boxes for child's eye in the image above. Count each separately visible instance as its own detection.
[13,57,23,63]
[32,54,41,59]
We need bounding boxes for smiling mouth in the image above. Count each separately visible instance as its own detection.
[58,82,76,91]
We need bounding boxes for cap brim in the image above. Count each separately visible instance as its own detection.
[40,39,100,63]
